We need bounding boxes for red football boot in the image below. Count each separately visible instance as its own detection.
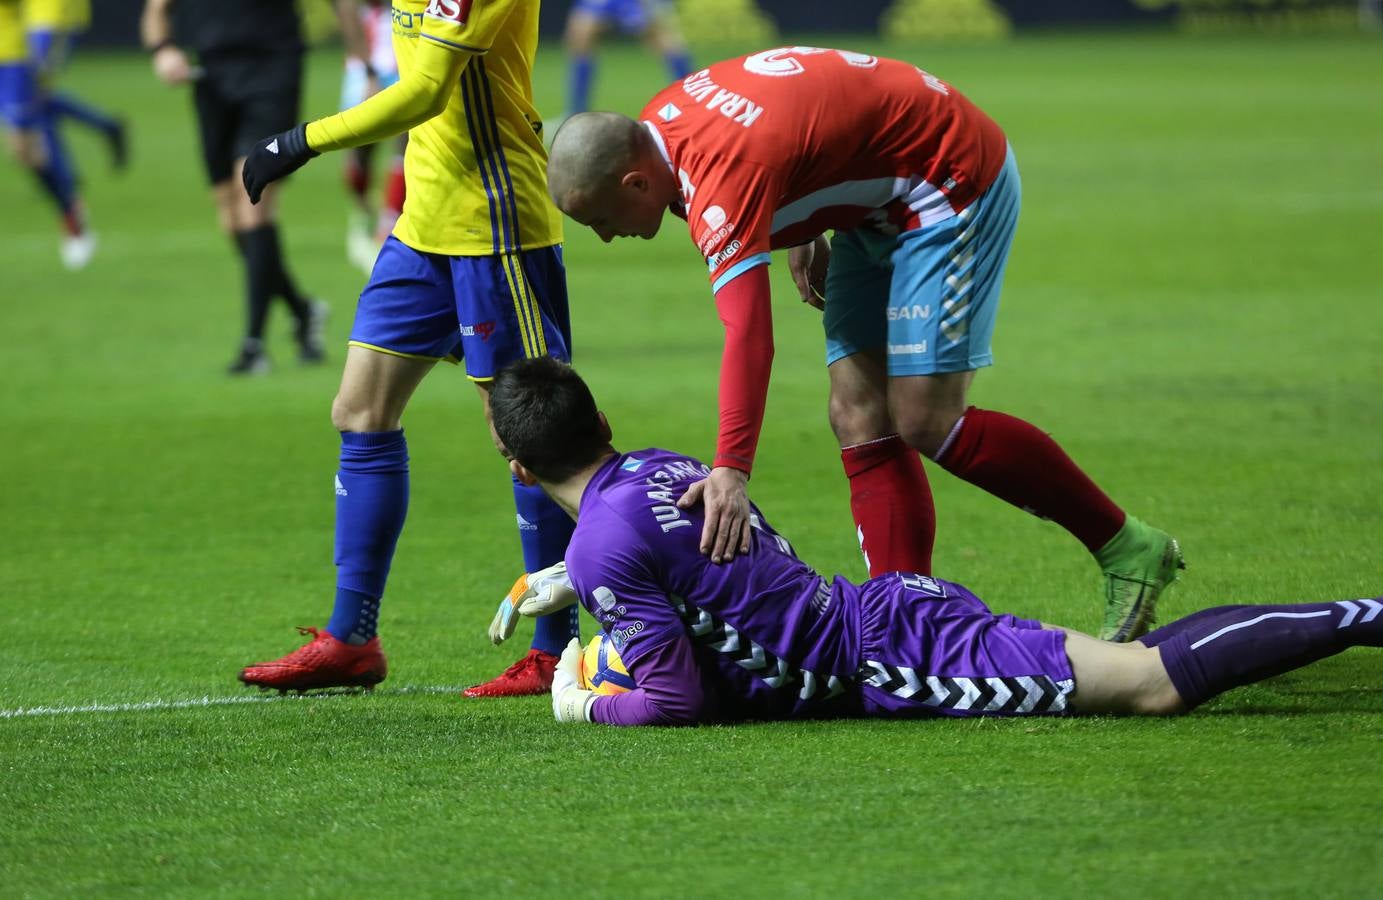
[461,648,558,698]
[238,627,387,693]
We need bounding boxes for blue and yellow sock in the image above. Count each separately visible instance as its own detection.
[512,475,578,655]
[328,430,410,644]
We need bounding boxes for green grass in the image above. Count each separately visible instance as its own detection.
[2,34,1382,898]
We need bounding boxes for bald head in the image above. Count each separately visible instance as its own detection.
[546,112,648,211]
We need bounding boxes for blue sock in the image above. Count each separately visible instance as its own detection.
[328,430,410,644]
[568,55,593,115]
[664,50,692,81]
[48,92,119,134]
[512,475,578,655]
[29,116,78,217]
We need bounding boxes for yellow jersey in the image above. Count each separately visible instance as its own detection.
[310,0,561,257]
[22,0,88,32]
[0,0,25,63]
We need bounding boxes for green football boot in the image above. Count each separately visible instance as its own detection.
[1095,516,1186,642]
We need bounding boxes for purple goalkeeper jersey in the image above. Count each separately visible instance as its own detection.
[566,449,864,724]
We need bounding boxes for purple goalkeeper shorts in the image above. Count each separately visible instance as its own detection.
[857,573,1076,717]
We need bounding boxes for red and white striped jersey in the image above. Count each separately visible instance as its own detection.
[638,47,1008,289]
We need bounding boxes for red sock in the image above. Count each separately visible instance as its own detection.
[842,435,935,576]
[344,158,369,201]
[936,407,1124,553]
[384,160,406,218]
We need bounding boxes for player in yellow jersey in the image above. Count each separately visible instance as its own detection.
[23,0,127,172]
[238,0,580,697]
[1,0,94,267]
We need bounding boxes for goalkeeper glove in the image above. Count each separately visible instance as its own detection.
[242,123,318,204]
[551,638,595,723]
[487,561,579,645]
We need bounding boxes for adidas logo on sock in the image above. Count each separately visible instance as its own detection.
[516,513,537,531]
[267,138,280,155]
[335,475,348,497]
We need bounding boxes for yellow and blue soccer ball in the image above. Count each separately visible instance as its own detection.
[579,633,636,695]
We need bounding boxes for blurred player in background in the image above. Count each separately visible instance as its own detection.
[490,357,1382,727]
[24,0,127,172]
[140,0,334,375]
[561,0,691,120]
[548,48,1182,643]
[336,0,406,274]
[236,0,581,697]
[0,0,94,268]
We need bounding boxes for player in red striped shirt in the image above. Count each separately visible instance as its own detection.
[547,47,1182,642]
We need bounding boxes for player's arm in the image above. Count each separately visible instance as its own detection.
[552,633,706,726]
[140,0,194,86]
[676,261,774,563]
[242,0,521,203]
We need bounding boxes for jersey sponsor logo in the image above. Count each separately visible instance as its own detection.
[392,5,422,31]
[459,320,495,340]
[657,103,681,122]
[886,304,931,321]
[706,239,742,271]
[681,70,764,128]
[916,67,951,96]
[697,221,736,255]
[887,341,928,355]
[701,205,727,229]
[424,0,472,24]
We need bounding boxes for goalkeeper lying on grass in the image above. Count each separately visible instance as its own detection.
[486,357,1381,726]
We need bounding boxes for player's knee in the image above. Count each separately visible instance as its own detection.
[331,393,391,433]
[1129,674,1188,716]
[893,408,959,459]
[828,392,892,446]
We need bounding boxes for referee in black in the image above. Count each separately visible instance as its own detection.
[140,0,348,374]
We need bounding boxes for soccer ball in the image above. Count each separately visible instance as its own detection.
[579,633,636,695]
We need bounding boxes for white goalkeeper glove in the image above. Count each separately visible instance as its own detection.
[551,638,596,723]
[487,561,580,645]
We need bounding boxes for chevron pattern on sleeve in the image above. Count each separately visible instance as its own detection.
[862,661,1073,714]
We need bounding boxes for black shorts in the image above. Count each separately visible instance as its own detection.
[192,51,303,185]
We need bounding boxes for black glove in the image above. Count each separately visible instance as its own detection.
[242,123,318,204]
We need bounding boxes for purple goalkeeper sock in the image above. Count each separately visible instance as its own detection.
[1157,598,1382,709]
[1139,605,1252,648]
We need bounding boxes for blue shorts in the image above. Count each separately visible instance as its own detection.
[350,236,572,379]
[857,573,1075,718]
[572,0,667,32]
[0,62,40,129]
[823,146,1021,375]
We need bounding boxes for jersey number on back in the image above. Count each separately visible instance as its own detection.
[742,47,878,77]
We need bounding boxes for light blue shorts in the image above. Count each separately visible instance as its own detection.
[823,146,1021,375]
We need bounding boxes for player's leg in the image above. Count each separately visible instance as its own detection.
[239,239,459,692]
[233,52,324,364]
[641,2,692,81]
[563,5,604,116]
[1066,594,1383,712]
[340,58,379,273]
[1,62,91,267]
[823,229,935,577]
[458,246,581,697]
[884,147,1182,642]
[378,135,407,243]
[34,30,126,170]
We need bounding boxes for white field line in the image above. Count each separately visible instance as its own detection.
[0,685,466,720]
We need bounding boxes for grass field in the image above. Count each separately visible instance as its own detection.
[2,33,1381,898]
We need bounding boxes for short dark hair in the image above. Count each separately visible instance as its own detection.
[490,357,611,482]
